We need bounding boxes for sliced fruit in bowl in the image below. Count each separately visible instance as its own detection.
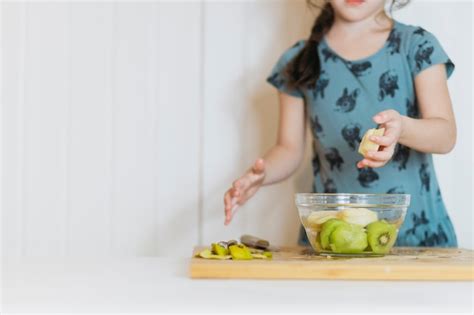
[329,223,368,254]
[306,211,339,230]
[366,220,398,254]
[295,193,410,256]
[337,208,378,226]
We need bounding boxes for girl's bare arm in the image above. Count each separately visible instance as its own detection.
[262,92,307,185]
[223,92,306,224]
[399,64,456,153]
[359,64,456,168]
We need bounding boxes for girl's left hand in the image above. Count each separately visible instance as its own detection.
[357,109,403,168]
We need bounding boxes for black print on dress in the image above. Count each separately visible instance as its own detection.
[357,167,379,188]
[419,224,449,247]
[386,186,405,194]
[341,123,362,150]
[406,98,419,118]
[436,188,442,202]
[323,178,337,193]
[312,154,320,177]
[348,61,372,77]
[387,29,401,54]
[325,148,344,171]
[415,40,434,72]
[378,70,399,101]
[310,115,324,135]
[322,48,338,63]
[413,27,426,36]
[392,144,410,170]
[406,210,430,236]
[267,73,285,89]
[336,88,360,112]
[313,70,329,99]
[419,163,431,193]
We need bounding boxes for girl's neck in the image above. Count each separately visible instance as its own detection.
[323,10,394,62]
[328,11,392,41]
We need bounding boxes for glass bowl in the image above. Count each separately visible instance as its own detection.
[295,193,410,257]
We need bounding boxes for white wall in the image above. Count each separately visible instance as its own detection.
[395,0,473,250]
[1,1,472,257]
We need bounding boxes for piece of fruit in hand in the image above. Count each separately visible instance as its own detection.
[366,220,397,254]
[320,219,350,250]
[358,128,385,157]
[337,208,378,227]
[329,224,368,254]
[229,244,253,260]
[307,211,339,230]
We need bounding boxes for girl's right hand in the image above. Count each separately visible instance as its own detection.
[224,158,266,225]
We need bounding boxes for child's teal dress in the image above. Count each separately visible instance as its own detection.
[267,20,457,247]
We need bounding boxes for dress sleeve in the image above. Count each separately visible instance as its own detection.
[407,27,454,79]
[266,40,306,98]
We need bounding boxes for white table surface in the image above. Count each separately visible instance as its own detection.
[2,257,473,313]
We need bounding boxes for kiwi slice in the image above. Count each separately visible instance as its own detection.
[320,219,349,250]
[366,220,397,254]
[329,224,368,254]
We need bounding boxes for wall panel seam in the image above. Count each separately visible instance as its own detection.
[18,3,27,257]
[197,0,206,246]
[105,3,118,255]
[64,3,72,256]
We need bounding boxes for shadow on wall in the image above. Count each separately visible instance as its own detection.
[162,1,323,250]
[240,0,319,245]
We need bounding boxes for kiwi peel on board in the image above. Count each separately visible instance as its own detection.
[196,240,273,260]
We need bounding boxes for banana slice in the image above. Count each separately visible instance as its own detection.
[337,208,378,227]
[358,128,385,157]
[307,211,339,230]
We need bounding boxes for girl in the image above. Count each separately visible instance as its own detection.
[223,0,457,247]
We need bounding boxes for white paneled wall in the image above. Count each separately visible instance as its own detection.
[395,1,473,250]
[2,2,205,257]
[2,1,472,257]
[201,0,314,246]
[67,3,114,255]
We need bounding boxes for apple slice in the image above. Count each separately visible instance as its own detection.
[358,128,385,157]
[307,211,339,230]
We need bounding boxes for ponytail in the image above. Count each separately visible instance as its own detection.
[285,2,334,89]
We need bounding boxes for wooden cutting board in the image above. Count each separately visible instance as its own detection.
[189,246,474,280]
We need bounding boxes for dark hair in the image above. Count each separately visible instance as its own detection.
[285,0,410,90]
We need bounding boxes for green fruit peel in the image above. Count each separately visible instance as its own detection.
[229,244,253,260]
[211,243,229,256]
